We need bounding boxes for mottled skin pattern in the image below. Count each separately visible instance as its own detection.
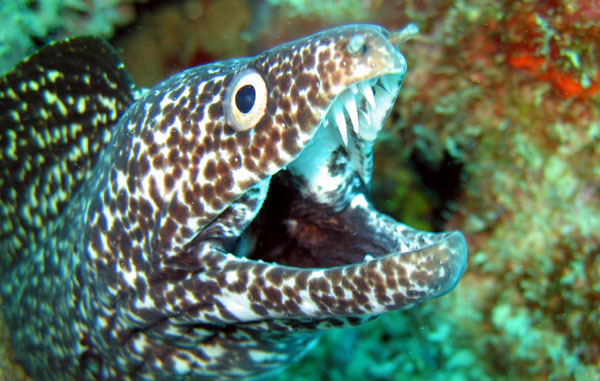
[0,25,467,379]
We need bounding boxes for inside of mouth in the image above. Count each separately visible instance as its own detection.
[235,170,451,269]
[235,171,398,268]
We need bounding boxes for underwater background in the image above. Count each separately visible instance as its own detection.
[0,0,598,380]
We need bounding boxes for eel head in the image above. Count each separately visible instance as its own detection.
[192,24,468,324]
[100,24,467,378]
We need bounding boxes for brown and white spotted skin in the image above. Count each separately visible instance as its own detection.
[0,24,467,379]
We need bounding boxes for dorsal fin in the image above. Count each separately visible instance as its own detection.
[0,37,136,268]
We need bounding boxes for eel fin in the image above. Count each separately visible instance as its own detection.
[0,37,136,268]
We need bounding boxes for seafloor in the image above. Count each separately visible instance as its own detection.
[0,0,598,380]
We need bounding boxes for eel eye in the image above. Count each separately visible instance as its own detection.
[226,69,268,131]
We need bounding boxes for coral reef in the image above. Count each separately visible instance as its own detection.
[370,1,599,379]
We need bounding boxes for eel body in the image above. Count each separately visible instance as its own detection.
[0,24,467,379]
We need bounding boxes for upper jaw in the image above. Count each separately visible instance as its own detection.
[323,27,408,147]
[323,71,405,184]
[326,71,406,146]
[284,70,406,204]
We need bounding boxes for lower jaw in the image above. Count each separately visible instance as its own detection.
[229,169,468,317]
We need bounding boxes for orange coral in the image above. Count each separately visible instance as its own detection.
[499,1,600,100]
[507,51,600,99]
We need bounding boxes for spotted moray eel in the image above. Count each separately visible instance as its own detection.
[0,24,467,379]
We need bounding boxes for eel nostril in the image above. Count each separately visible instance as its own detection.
[347,34,367,55]
[388,23,419,47]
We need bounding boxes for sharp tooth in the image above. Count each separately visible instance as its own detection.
[399,241,409,253]
[381,75,395,93]
[333,103,348,146]
[360,109,372,128]
[343,95,359,134]
[359,82,376,109]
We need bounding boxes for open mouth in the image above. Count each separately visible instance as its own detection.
[231,71,466,290]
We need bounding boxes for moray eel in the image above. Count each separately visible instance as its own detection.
[0,24,467,379]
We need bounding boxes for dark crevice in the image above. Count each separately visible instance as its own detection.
[408,149,465,231]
